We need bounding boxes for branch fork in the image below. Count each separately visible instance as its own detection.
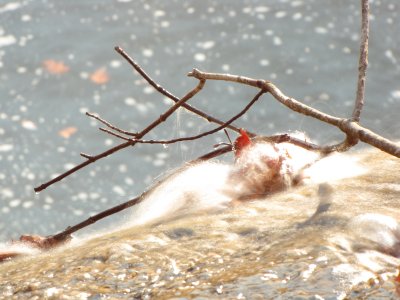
[2,0,395,261]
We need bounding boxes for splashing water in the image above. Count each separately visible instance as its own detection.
[1,147,400,299]
[126,139,365,228]
[127,161,232,226]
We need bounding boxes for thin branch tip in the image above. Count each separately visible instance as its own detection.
[80,153,94,160]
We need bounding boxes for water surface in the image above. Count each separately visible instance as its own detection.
[0,0,399,270]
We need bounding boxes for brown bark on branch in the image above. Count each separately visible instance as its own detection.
[115,46,251,136]
[34,77,206,192]
[188,69,343,127]
[352,0,369,122]
[109,90,266,145]
[17,0,397,260]
[187,69,400,158]
[86,111,138,137]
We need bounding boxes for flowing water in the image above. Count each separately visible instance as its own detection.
[1,0,400,298]
[0,149,400,299]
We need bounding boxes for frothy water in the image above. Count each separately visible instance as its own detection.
[128,161,232,227]
[1,148,400,298]
[125,140,342,229]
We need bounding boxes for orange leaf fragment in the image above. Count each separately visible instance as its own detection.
[90,67,109,84]
[234,128,252,158]
[58,126,77,139]
[395,269,400,283]
[43,60,70,74]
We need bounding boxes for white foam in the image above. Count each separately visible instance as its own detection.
[126,140,365,227]
[128,162,232,226]
[305,153,366,183]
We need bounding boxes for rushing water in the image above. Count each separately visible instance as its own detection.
[0,0,400,298]
[0,149,400,298]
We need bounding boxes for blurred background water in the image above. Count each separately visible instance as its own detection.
[0,0,399,240]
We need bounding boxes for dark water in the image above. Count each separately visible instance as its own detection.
[0,0,399,243]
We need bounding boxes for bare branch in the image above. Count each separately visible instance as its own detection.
[254,134,322,152]
[115,46,255,136]
[352,0,369,122]
[125,90,266,145]
[48,192,148,242]
[34,125,343,245]
[188,69,400,158]
[99,127,130,141]
[34,141,132,192]
[188,69,342,127]
[342,120,400,157]
[34,78,206,192]
[80,153,94,159]
[86,112,138,137]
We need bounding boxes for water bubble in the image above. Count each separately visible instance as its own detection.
[194,53,206,62]
[275,11,287,18]
[23,201,33,209]
[162,144,168,149]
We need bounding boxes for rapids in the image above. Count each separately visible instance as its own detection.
[0,147,400,299]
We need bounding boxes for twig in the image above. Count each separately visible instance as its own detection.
[195,144,233,161]
[34,78,206,192]
[80,153,93,159]
[47,192,148,243]
[99,127,131,141]
[36,127,330,244]
[223,129,233,145]
[188,69,342,127]
[254,134,322,152]
[41,142,234,242]
[115,46,256,137]
[117,90,266,145]
[195,133,323,161]
[188,69,400,157]
[31,128,325,245]
[352,0,369,122]
[86,112,138,136]
[35,141,132,192]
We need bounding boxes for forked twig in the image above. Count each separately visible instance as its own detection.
[115,46,254,136]
[186,72,399,157]
[86,112,138,137]
[108,90,266,145]
[34,77,206,192]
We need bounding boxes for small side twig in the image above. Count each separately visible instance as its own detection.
[99,127,131,141]
[34,77,206,192]
[86,112,138,137]
[115,46,255,137]
[112,90,266,145]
